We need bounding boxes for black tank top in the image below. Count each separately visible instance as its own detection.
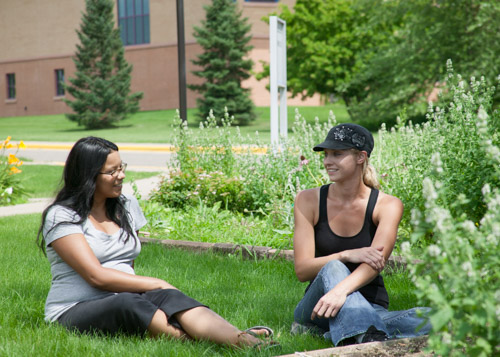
[313,184,389,308]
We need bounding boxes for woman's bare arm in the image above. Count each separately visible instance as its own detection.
[311,194,403,319]
[293,188,345,282]
[51,234,176,292]
[293,189,393,282]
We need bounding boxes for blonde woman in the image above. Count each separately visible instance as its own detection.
[292,124,431,345]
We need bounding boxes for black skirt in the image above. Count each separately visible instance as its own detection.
[57,288,206,336]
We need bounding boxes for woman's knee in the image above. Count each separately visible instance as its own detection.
[111,292,144,309]
[320,260,350,278]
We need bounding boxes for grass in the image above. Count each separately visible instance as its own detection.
[141,202,294,250]
[0,214,418,356]
[0,103,422,355]
[15,165,159,200]
[0,103,349,144]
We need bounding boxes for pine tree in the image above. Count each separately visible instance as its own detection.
[64,0,143,129]
[189,0,256,126]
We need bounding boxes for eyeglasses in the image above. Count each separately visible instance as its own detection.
[99,163,127,177]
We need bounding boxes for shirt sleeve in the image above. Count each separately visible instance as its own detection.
[124,194,147,232]
[43,206,84,247]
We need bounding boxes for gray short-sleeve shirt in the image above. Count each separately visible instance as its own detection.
[43,194,147,322]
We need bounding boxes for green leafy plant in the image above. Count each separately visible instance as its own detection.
[374,62,499,239]
[402,150,499,356]
[152,109,332,223]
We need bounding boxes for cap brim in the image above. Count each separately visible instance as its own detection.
[313,141,354,152]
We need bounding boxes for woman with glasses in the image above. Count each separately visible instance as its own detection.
[37,136,276,348]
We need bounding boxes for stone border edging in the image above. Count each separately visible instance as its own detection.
[277,336,429,357]
[139,236,408,271]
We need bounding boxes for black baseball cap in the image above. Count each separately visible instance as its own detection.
[313,123,374,156]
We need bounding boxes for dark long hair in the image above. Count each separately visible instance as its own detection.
[37,137,134,254]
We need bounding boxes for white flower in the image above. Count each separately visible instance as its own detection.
[461,220,476,234]
[461,262,474,277]
[432,207,451,232]
[401,241,411,254]
[422,178,438,202]
[486,234,497,245]
[492,223,500,237]
[411,209,422,226]
[5,187,13,195]
[430,152,443,173]
[486,145,499,160]
[477,107,488,120]
[482,184,491,196]
[441,332,452,345]
[427,244,441,257]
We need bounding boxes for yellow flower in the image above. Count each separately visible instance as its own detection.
[10,166,21,174]
[18,141,27,149]
[5,144,14,149]
[3,136,11,145]
[8,154,19,165]
[17,160,23,167]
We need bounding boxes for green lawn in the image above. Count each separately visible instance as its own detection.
[0,104,349,144]
[0,214,418,356]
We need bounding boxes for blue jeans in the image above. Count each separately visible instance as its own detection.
[294,260,431,346]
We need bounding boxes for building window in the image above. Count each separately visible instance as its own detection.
[117,0,150,46]
[6,73,16,99]
[55,69,65,96]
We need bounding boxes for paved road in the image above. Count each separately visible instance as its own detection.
[6,141,175,172]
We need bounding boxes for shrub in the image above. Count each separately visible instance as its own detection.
[0,137,27,205]
[402,148,500,356]
[151,109,334,229]
[374,61,499,241]
[389,63,500,355]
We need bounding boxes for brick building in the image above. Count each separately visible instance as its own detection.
[0,0,319,118]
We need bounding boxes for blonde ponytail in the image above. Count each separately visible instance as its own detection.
[363,159,380,189]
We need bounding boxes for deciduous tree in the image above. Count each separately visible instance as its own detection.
[273,0,393,119]
[352,0,500,128]
[276,0,499,129]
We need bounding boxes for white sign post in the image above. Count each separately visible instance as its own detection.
[269,16,287,148]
